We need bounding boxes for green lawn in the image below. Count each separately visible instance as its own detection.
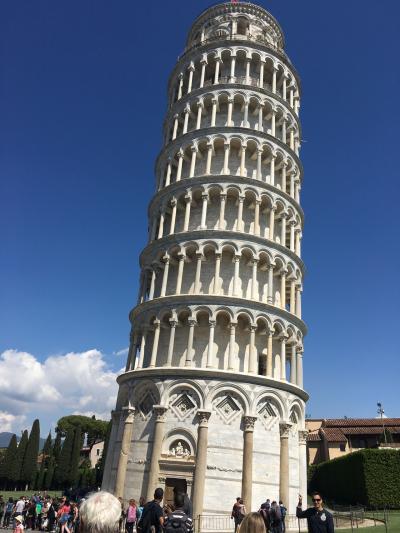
[331,511,400,532]
[0,490,62,500]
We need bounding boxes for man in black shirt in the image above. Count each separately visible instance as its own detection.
[296,492,334,533]
[138,488,164,533]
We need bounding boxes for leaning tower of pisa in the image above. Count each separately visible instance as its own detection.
[102,1,308,517]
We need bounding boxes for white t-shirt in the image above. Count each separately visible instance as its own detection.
[15,500,25,513]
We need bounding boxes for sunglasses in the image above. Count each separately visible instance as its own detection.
[312,498,321,502]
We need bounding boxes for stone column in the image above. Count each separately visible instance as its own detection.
[280,213,287,246]
[290,221,295,251]
[149,319,161,367]
[271,109,276,136]
[281,161,287,192]
[267,263,274,304]
[146,405,168,502]
[114,406,135,498]
[165,319,177,367]
[206,143,213,174]
[256,148,263,179]
[280,269,287,309]
[280,336,287,381]
[183,194,192,231]
[279,422,291,507]
[298,430,308,501]
[290,343,297,385]
[185,318,196,366]
[242,416,257,511]
[214,58,221,84]
[237,195,244,232]
[270,154,275,186]
[211,98,217,126]
[187,64,195,93]
[192,410,212,518]
[200,60,206,88]
[196,101,203,129]
[245,58,251,84]
[233,255,241,296]
[228,322,237,370]
[169,198,177,234]
[259,60,265,88]
[269,206,276,240]
[254,200,260,236]
[290,278,296,313]
[137,329,147,369]
[227,97,234,125]
[206,320,216,368]
[194,252,203,293]
[266,328,274,377]
[172,116,179,141]
[297,349,303,388]
[189,146,197,177]
[230,55,236,81]
[200,193,209,229]
[177,74,184,99]
[296,285,302,318]
[213,253,221,294]
[183,106,190,134]
[243,99,249,127]
[219,193,226,229]
[160,257,170,297]
[258,105,264,131]
[223,142,230,174]
[176,151,184,181]
[282,75,287,101]
[176,253,185,294]
[240,144,246,177]
[249,325,257,374]
[157,211,165,239]
[148,268,157,299]
[250,259,259,300]
[272,68,277,94]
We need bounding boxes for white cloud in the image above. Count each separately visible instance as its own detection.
[0,411,26,433]
[0,349,121,433]
[113,347,129,357]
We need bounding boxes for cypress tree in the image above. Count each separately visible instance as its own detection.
[36,431,52,490]
[21,419,40,489]
[69,427,82,487]
[44,456,55,490]
[0,434,18,489]
[53,432,62,462]
[54,431,74,488]
[13,430,29,489]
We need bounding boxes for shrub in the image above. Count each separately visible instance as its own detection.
[309,449,400,508]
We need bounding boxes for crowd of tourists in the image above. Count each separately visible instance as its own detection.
[0,489,333,533]
[0,494,80,533]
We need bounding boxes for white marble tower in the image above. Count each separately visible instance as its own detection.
[102,1,308,517]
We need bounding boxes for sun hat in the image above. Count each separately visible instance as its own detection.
[15,516,24,523]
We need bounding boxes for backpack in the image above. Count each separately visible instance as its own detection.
[280,505,286,518]
[165,511,190,533]
[137,502,157,533]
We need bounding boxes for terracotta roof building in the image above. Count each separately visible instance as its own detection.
[306,418,400,465]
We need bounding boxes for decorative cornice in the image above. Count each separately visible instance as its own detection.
[165,83,301,136]
[148,174,304,223]
[155,126,303,180]
[140,229,305,276]
[117,367,309,402]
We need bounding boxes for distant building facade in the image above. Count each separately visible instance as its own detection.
[306,418,400,465]
[81,440,104,468]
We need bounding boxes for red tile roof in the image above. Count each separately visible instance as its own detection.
[322,427,347,443]
[307,432,321,442]
[324,418,400,428]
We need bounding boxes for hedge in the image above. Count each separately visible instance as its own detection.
[309,448,400,508]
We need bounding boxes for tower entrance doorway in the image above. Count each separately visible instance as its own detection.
[164,478,187,507]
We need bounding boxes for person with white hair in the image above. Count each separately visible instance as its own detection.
[79,492,122,533]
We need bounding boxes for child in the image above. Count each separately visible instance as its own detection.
[14,515,24,533]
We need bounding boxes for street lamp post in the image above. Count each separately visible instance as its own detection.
[377,402,387,445]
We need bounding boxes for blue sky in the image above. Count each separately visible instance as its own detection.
[1,0,399,435]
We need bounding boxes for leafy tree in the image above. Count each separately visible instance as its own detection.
[54,430,74,488]
[53,432,62,462]
[0,434,18,489]
[36,431,52,489]
[96,420,111,484]
[57,415,108,450]
[11,429,28,488]
[21,419,40,488]
[44,456,55,490]
[69,427,82,487]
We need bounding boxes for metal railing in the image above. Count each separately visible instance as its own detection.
[202,75,272,91]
